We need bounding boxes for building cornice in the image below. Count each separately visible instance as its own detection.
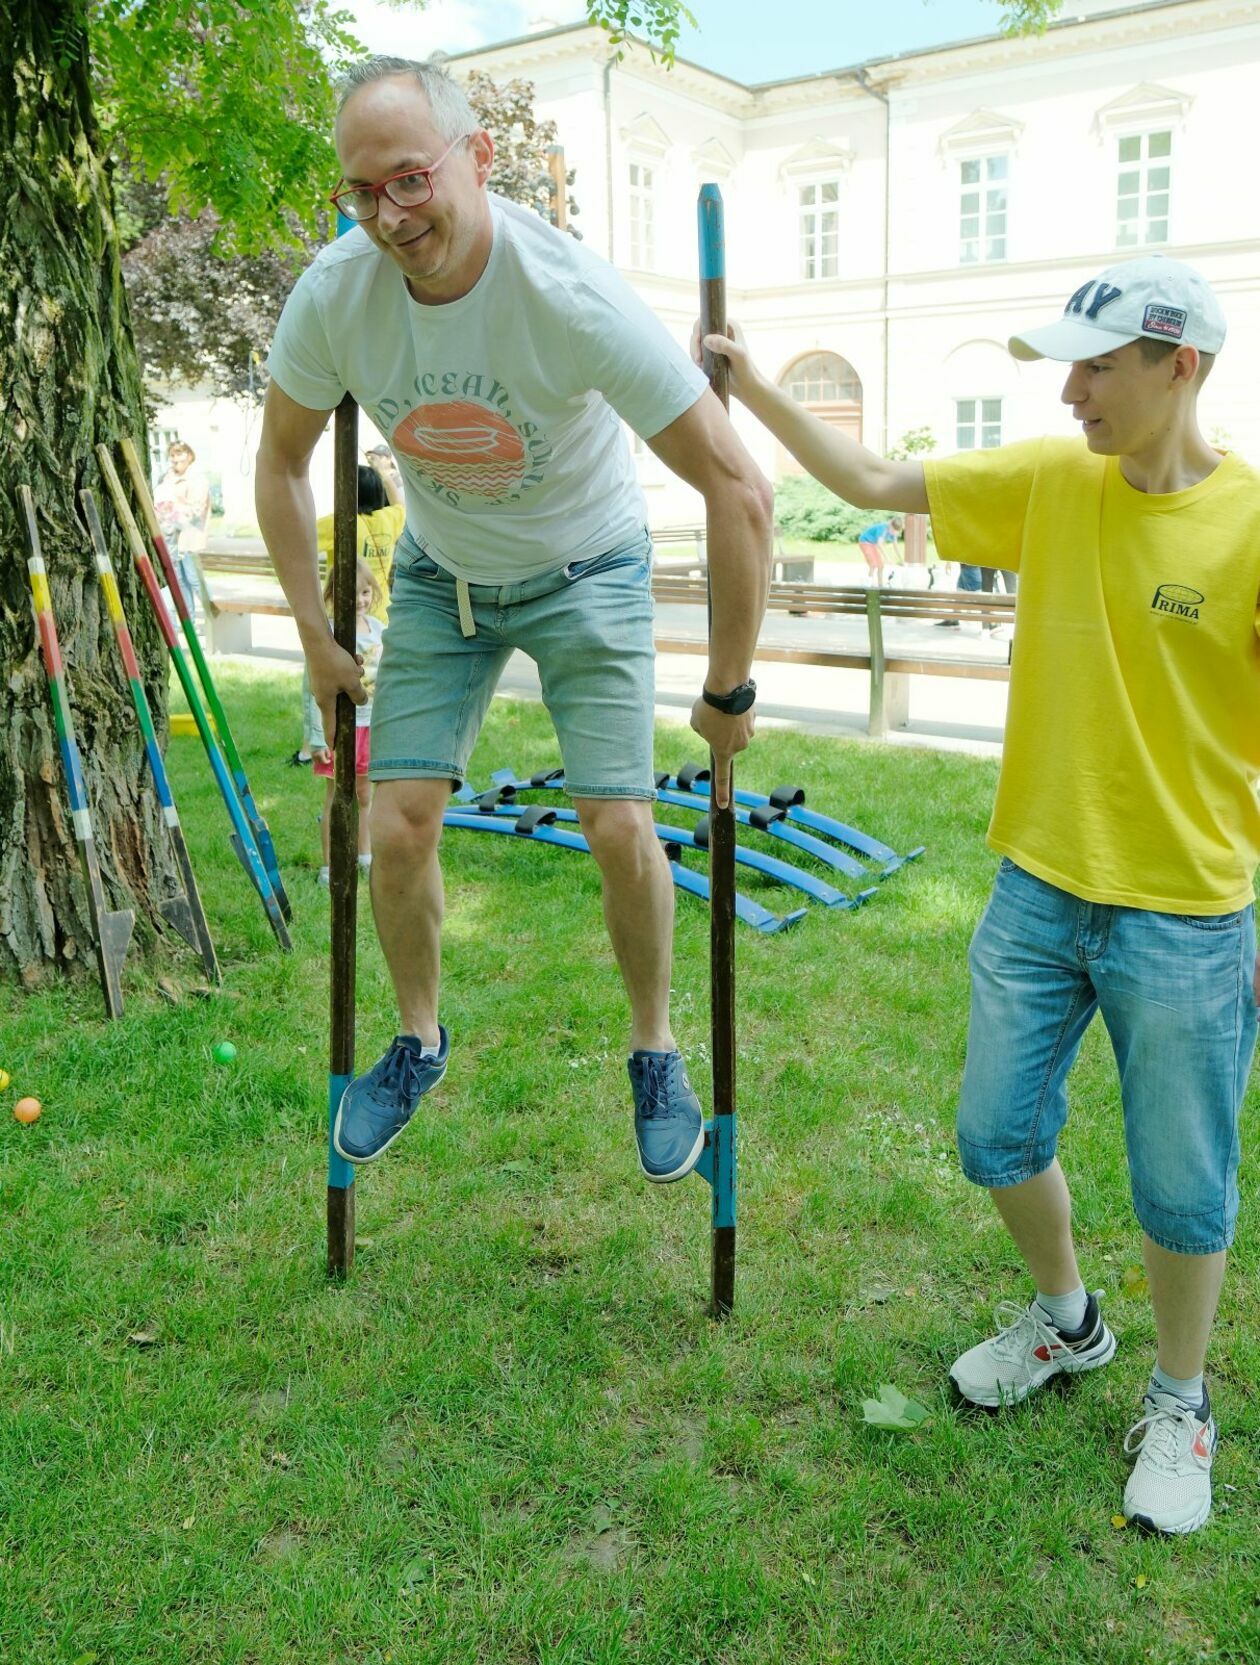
[445,3,1257,111]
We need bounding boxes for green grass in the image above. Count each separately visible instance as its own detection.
[1,663,1255,1664]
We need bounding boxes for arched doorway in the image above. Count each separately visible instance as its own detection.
[776,353,863,475]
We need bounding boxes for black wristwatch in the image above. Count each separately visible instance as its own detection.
[702,679,757,715]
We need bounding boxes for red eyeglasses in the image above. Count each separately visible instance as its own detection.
[330,135,473,222]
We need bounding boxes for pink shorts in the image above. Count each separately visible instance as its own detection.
[313,726,371,777]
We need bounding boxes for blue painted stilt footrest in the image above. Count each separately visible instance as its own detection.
[692,1117,736,1229]
[328,1073,356,1190]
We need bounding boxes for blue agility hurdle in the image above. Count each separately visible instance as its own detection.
[442,809,808,936]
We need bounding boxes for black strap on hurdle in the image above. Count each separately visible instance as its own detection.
[769,784,806,810]
[477,785,515,812]
[677,761,711,793]
[514,805,557,835]
[749,804,786,832]
[529,767,566,788]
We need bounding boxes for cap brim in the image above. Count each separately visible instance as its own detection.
[1009,318,1138,362]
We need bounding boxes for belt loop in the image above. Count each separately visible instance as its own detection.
[456,577,476,638]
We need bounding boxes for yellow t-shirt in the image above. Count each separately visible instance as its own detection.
[314,502,405,623]
[924,437,1260,913]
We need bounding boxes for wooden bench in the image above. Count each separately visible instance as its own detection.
[203,566,1013,742]
[651,574,1014,738]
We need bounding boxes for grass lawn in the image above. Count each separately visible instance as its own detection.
[1,662,1255,1664]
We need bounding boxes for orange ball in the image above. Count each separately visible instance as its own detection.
[13,1097,41,1124]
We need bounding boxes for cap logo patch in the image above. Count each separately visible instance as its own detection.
[1066,279,1123,320]
[1142,303,1187,340]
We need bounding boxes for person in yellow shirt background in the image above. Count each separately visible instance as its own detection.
[314,461,405,624]
[704,255,1260,1536]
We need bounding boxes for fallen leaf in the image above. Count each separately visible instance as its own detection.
[861,1384,932,1431]
[127,1330,160,1348]
[1134,1574,1148,1590]
[1111,1514,1128,1530]
[1121,1265,1147,1298]
[156,978,182,1005]
[181,1515,195,1530]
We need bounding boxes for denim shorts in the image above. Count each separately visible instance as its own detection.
[957,858,1256,1254]
[370,527,656,798]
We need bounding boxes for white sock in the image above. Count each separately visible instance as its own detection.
[317,866,329,886]
[1033,1285,1088,1333]
[401,1031,442,1061]
[358,854,372,870]
[1149,1364,1205,1412]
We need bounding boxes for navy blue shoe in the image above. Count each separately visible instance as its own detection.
[333,1030,449,1164]
[628,1049,705,1183]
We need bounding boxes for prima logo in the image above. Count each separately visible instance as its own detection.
[1151,583,1204,622]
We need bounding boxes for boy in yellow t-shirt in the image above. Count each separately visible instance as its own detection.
[705,255,1259,1535]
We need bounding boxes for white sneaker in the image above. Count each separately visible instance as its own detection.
[1123,1391,1216,1534]
[950,1292,1117,1407]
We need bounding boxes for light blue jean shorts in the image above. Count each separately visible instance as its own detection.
[958,857,1256,1254]
[370,527,656,799]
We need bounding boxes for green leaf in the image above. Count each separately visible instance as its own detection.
[861,1384,933,1431]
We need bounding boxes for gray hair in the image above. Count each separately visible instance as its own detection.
[336,56,479,143]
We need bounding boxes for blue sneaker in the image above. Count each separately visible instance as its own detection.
[628,1049,705,1183]
[333,1030,449,1164]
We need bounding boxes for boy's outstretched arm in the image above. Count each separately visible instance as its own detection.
[702,325,930,515]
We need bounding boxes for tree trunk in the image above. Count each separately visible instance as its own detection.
[1,1,174,984]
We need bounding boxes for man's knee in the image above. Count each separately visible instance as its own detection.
[575,797,662,874]
[370,779,449,860]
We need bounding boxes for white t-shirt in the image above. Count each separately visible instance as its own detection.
[267,195,709,583]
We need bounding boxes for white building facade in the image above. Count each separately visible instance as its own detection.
[162,0,1260,531]
[449,0,1260,525]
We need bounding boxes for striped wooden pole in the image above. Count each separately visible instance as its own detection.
[118,437,292,924]
[698,183,737,1318]
[20,486,135,1018]
[81,488,220,984]
[96,445,293,953]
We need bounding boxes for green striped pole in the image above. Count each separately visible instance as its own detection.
[96,446,293,953]
[81,488,220,984]
[119,437,293,924]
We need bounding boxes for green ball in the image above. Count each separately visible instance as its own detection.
[212,1041,238,1065]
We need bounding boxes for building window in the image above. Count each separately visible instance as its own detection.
[799,181,839,281]
[956,398,1002,450]
[628,161,655,269]
[777,353,862,461]
[959,155,1007,264]
[1116,131,1171,247]
[786,353,862,405]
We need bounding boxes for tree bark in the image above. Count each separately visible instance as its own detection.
[1,1,173,984]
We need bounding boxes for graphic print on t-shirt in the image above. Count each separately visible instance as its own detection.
[392,400,530,502]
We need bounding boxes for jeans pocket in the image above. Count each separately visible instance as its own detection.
[1171,908,1246,932]
[563,537,652,583]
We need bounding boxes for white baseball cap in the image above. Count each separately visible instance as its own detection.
[1009,256,1226,362]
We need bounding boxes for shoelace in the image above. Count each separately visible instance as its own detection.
[1123,1402,1209,1471]
[634,1054,678,1120]
[987,1299,1067,1369]
[378,1040,427,1107]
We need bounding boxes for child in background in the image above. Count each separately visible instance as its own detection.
[856,514,904,586]
[305,557,384,885]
